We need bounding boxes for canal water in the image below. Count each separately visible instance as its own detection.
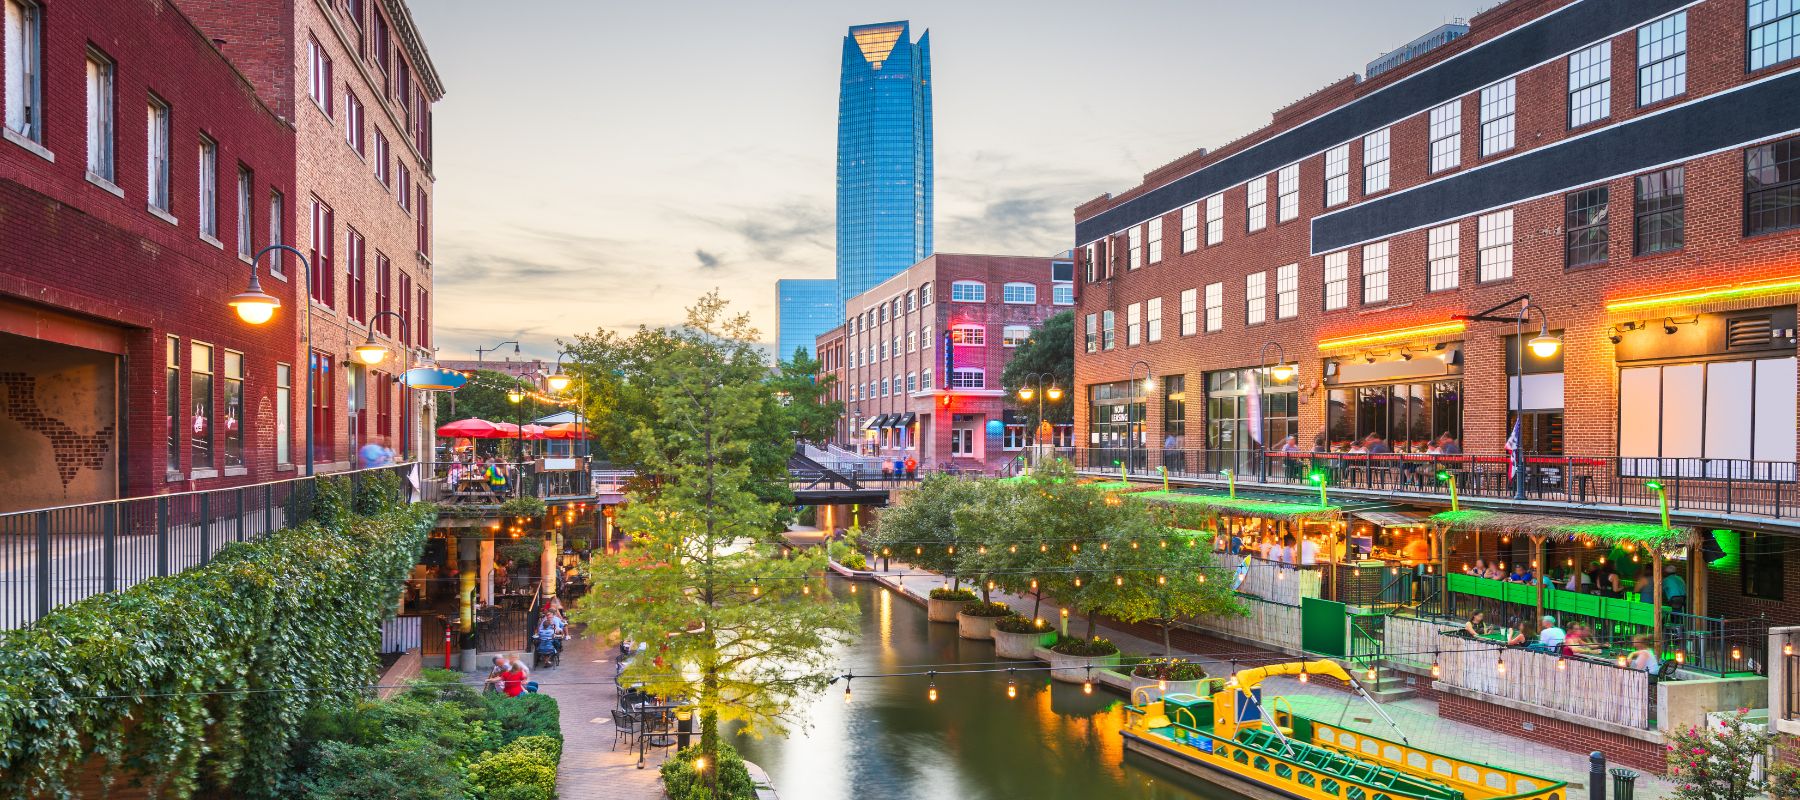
[732,580,1239,800]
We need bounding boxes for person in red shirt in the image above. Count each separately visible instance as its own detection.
[500,660,527,697]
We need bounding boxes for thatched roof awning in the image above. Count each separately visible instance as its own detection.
[1082,480,1156,492]
[1132,490,1341,521]
[1429,509,1687,546]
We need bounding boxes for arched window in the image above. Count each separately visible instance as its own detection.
[950,281,985,302]
[906,293,916,313]
[951,325,985,345]
[877,304,886,324]
[1002,282,1037,304]
[919,283,933,306]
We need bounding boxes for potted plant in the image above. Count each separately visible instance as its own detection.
[992,614,1058,659]
[1045,635,1121,684]
[956,600,1012,640]
[927,587,976,623]
[1128,657,1208,701]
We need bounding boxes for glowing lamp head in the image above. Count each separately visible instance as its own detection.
[507,389,525,404]
[1645,480,1664,492]
[1307,471,1327,485]
[1436,471,1451,482]
[1017,387,1035,401]
[353,340,388,365]
[546,372,572,392]
[228,275,281,325]
[1046,386,1064,401]
[694,757,706,772]
[1271,363,1295,382]
[1527,332,1562,359]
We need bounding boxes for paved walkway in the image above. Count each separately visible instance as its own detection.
[813,539,1675,800]
[536,624,668,800]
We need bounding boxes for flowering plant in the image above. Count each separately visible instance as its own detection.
[1666,709,1776,800]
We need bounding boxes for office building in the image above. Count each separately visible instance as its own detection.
[776,278,842,363]
[836,20,933,305]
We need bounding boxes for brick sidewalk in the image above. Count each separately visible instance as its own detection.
[536,626,669,800]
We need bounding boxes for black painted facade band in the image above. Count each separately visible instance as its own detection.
[1311,70,1800,254]
[1073,0,1693,246]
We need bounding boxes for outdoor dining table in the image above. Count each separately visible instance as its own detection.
[451,475,503,504]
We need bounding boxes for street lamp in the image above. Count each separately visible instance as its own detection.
[1015,371,1063,447]
[1258,342,1294,482]
[1127,360,1153,476]
[508,378,527,497]
[231,243,315,475]
[476,340,521,363]
[1452,295,1562,499]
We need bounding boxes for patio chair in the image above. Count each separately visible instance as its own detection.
[611,709,639,750]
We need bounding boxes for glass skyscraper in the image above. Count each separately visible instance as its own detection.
[836,20,933,305]
[775,279,841,363]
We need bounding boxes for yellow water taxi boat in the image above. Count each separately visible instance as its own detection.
[1122,660,1568,800]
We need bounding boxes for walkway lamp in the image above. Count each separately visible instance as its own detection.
[231,243,314,475]
[1452,295,1561,499]
[1308,470,1329,507]
[1016,371,1064,447]
[1437,470,1459,512]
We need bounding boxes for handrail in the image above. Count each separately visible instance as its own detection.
[0,462,417,518]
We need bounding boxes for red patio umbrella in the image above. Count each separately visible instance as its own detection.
[546,422,588,439]
[520,424,552,440]
[437,418,511,438]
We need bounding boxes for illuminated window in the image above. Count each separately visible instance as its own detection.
[951,325,985,345]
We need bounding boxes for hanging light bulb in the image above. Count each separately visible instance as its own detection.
[928,682,938,703]
[1366,666,1377,681]
[1618,654,1629,668]
[1072,543,1079,552]
[978,545,986,554]
[1008,670,1018,699]
[947,546,955,555]
[1131,541,1139,549]
[844,678,853,704]
[987,580,996,591]
[1431,657,1442,679]
[1786,641,1794,657]
[1074,577,1082,587]
[1731,646,1742,661]
[915,547,923,555]
[1160,540,1168,549]
[1101,542,1108,551]
[1556,656,1566,671]
[802,584,811,595]
[751,580,760,596]
[850,583,858,594]
[1496,657,1507,675]
[1198,573,1207,583]
[1158,575,1167,586]
[1158,677,1168,691]
[1675,650,1685,664]
[1277,570,1286,581]
[1299,672,1310,684]
[1115,575,1124,586]
[1009,545,1017,554]
[1353,567,1361,577]
[1041,544,1048,553]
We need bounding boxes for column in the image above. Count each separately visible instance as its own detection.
[479,538,495,605]
[542,533,558,600]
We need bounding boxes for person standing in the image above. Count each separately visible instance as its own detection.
[1662,564,1688,612]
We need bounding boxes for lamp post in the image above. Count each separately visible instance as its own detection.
[476,340,520,363]
[1127,360,1153,477]
[1257,342,1296,482]
[1015,371,1064,448]
[229,243,315,475]
[1451,295,1561,499]
[546,349,585,460]
[351,310,411,461]
[1437,470,1460,512]
[507,378,527,498]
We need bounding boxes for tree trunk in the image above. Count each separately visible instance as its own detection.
[1162,621,1172,657]
[1030,590,1042,621]
[1084,608,1096,639]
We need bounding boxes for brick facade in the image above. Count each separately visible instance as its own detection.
[0,0,299,508]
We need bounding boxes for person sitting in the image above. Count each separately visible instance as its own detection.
[1484,562,1508,580]
[1461,611,1488,638]
[1563,623,1599,656]
[1662,564,1688,612]
[1499,616,1527,646]
[1537,616,1566,649]
[484,655,510,692]
[1598,571,1626,599]
[1276,535,1295,566]
[1470,558,1489,577]
[1626,635,1658,672]
[1506,563,1533,583]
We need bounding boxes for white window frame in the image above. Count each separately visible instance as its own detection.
[1479,78,1516,156]
[1638,12,1687,106]
[85,51,114,181]
[1128,225,1143,269]
[1276,163,1300,222]
[1127,302,1142,346]
[950,281,984,302]
[1147,297,1162,342]
[1102,310,1115,350]
[1362,241,1389,304]
[1478,210,1514,282]
[1324,144,1350,207]
[1002,282,1036,304]
[1204,282,1223,333]
[951,368,986,389]
[1180,203,1199,252]
[146,96,170,212]
[1246,175,1268,232]
[1179,288,1197,337]
[1206,194,1224,245]
[307,37,332,117]
[237,167,254,258]
[198,136,219,238]
[268,189,285,276]
[1085,313,1097,353]
[1323,251,1349,311]
[1363,128,1390,195]
[5,0,43,142]
[1275,264,1298,319]
[919,283,932,305]
[1002,325,1031,348]
[1246,272,1267,326]
[1147,218,1163,264]
[1428,223,1460,291]
[1569,42,1612,128]
[907,330,917,352]
[1428,99,1461,173]
[1052,284,1075,305]
[951,324,985,346]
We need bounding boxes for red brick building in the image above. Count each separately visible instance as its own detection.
[822,253,1074,472]
[0,0,299,511]
[179,0,444,471]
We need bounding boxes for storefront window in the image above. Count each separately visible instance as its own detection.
[190,342,213,470]
[1743,531,1785,600]
[1325,380,1461,452]
[166,336,180,474]
[223,350,244,468]
[1163,375,1186,440]
[1205,368,1297,473]
[1087,382,1145,466]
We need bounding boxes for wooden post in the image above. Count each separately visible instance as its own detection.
[1532,535,1546,630]
[1438,525,1451,615]
[1653,548,1665,655]
[1691,533,1708,618]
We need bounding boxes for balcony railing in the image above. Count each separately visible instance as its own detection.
[0,464,414,630]
[1067,447,1800,520]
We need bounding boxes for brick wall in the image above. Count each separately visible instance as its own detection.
[1440,692,1665,772]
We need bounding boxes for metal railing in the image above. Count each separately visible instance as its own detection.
[1068,448,1800,520]
[0,464,414,630]
[422,460,597,503]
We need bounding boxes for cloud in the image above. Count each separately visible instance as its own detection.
[690,198,833,265]
[694,248,722,269]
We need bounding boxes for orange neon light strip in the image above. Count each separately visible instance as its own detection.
[1605,275,1800,313]
[1316,321,1466,351]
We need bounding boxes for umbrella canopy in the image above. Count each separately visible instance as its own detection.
[520,424,552,440]
[546,422,589,439]
[437,418,511,438]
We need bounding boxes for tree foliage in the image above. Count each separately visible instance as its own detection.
[772,346,844,447]
[1000,310,1076,432]
[1667,710,1779,800]
[437,369,535,426]
[572,294,857,778]
[868,473,990,589]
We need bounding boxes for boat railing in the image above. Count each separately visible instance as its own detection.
[1308,720,1568,800]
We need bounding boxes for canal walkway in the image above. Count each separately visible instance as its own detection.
[825,544,1676,800]
[537,624,668,800]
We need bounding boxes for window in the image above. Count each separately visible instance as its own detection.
[950,281,985,302]
[907,330,916,352]
[346,91,364,153]
[146,97,170,211]
[1084,243,1098,282]
[920,368,931,390]
[1127,302,1142,346]
[1102,310,1115,350]
[198,136,218,238]
[1003,417,1026,450]
[1085,314,1097,353]
[907,373,917,393]
[223,350,244,468]
[375,253,392,334]
[1363,242,1389,304]
[310,198,334,306]
[85,52,114,180]
[1164,375,1186,438]
[237,167,254,258]
[398,271,412,345]
[1363,128,1390,194]
[1128,225,1142,269]
[1478,210,1514,282]
[1479,78,1516,156]
[1276,163,1300,222]
[5,0,42,141]
[1324,144,1350,207]
[1180,203,1198,252]
[1569,42,1611,128]
[1750,0,1800,71]
[1428,223,1460,291]
[1429,99,1461,173]
[951,368,985,389]
[1275,264,1298,319]
[1618,357,1797,477]
[881,378,888,396]
[1639,13,1687,105]
[1206,194,1224,245]
[1246,272,1266,325]
[276,362,291,465]
[1147,297,1163,342]
[1742,532,1785,600]
[877,341,885,361]
[416,189,429,256]
[165,337,180,473]
[1053,284,1074,305]
[307,37,332,116]
[1147,218,1163,264]
[905,292,915,313]
[876,304,885,325]
[373,129,390,186]
[1205,282,1223,332]
[951,325,985,345]
[1565,186,1609,267]
[269,190,285,275]
[1003,282,1036,304]
[346,228,366,322]
[1326,380,1462,455]
[1747,137,1800,236]
[1635,166,1685,254]
[1324,251,1349,311]
[1246,175,1268,232]
[919,282,932,305]
[1002,325,1031,347]
[1180,288,1198,336]
[418,289,429,348]
[191,342,214,470]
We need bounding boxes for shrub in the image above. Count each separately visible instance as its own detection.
[487,786,552,800]
[929,587,976,601]
[1051,636,1120,657]
[840,552,868,570]
[661,743,758,800]
[959,601,1012,617]
[295,739,466,800]
[1668,709,1778,800]
[500,735,562,764]
[993,615,1051,634]
[467,749,556,800]
[482,692,563,745]
[498,496,548,519]
[1131,658,1207,681]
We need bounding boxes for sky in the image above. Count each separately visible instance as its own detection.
[409,0,1489,362]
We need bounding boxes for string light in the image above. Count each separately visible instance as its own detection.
[1198,574,1206,583]
[1029,579,1038,591]
[1101,542,1108,551]
[1496,657,1507,675]
[1115,576,1124,586]
[850,584,858,594]
[1731,646,1742,660]
[1555,656,1566,671]
[1365,666,1377,681]
[1786,641,1794,657]
[987,581,996,591]
[927,672,938,702]
[1009,545,1017,554]
[1430,656,1441,679]
[1675,651,1685,664]
[1298,672,1309,683]
[1158,575,1167,586]
[843,674,853,704]
[1007,670,1018,699]
[1073,577,1082,587]
[1083,667,1094,695]
[751,580,760,596]
[802,585,811,595]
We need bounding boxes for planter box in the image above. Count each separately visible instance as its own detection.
[927,597,971,623]
[1041,648,1122,684]
[1126,674,1205,703]
[957,611,1008,640]
[993,627,1058,659]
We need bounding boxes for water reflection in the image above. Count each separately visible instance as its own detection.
[732,581,1236,800]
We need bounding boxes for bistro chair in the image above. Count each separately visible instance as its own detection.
[611,709,639,750]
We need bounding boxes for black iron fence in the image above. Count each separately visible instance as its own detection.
[1067,448,1800,520]
[422,460,595,504]
[0,464,414,630]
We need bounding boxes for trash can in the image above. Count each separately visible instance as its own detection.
[1610,767,1639,800]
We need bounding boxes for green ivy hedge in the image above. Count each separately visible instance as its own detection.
[0,472,433,799]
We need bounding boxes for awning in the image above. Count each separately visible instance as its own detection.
[1354,511,1430,528]
[896,412,917,426]
[863,415,886,430]
[1430,509,1687,546]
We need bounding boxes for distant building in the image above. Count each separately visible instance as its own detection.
[436,359,551,390]
[776,279,841,363]
[1365,21,1467,79]
[837,20,933,306]
[823,254,1074,472]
